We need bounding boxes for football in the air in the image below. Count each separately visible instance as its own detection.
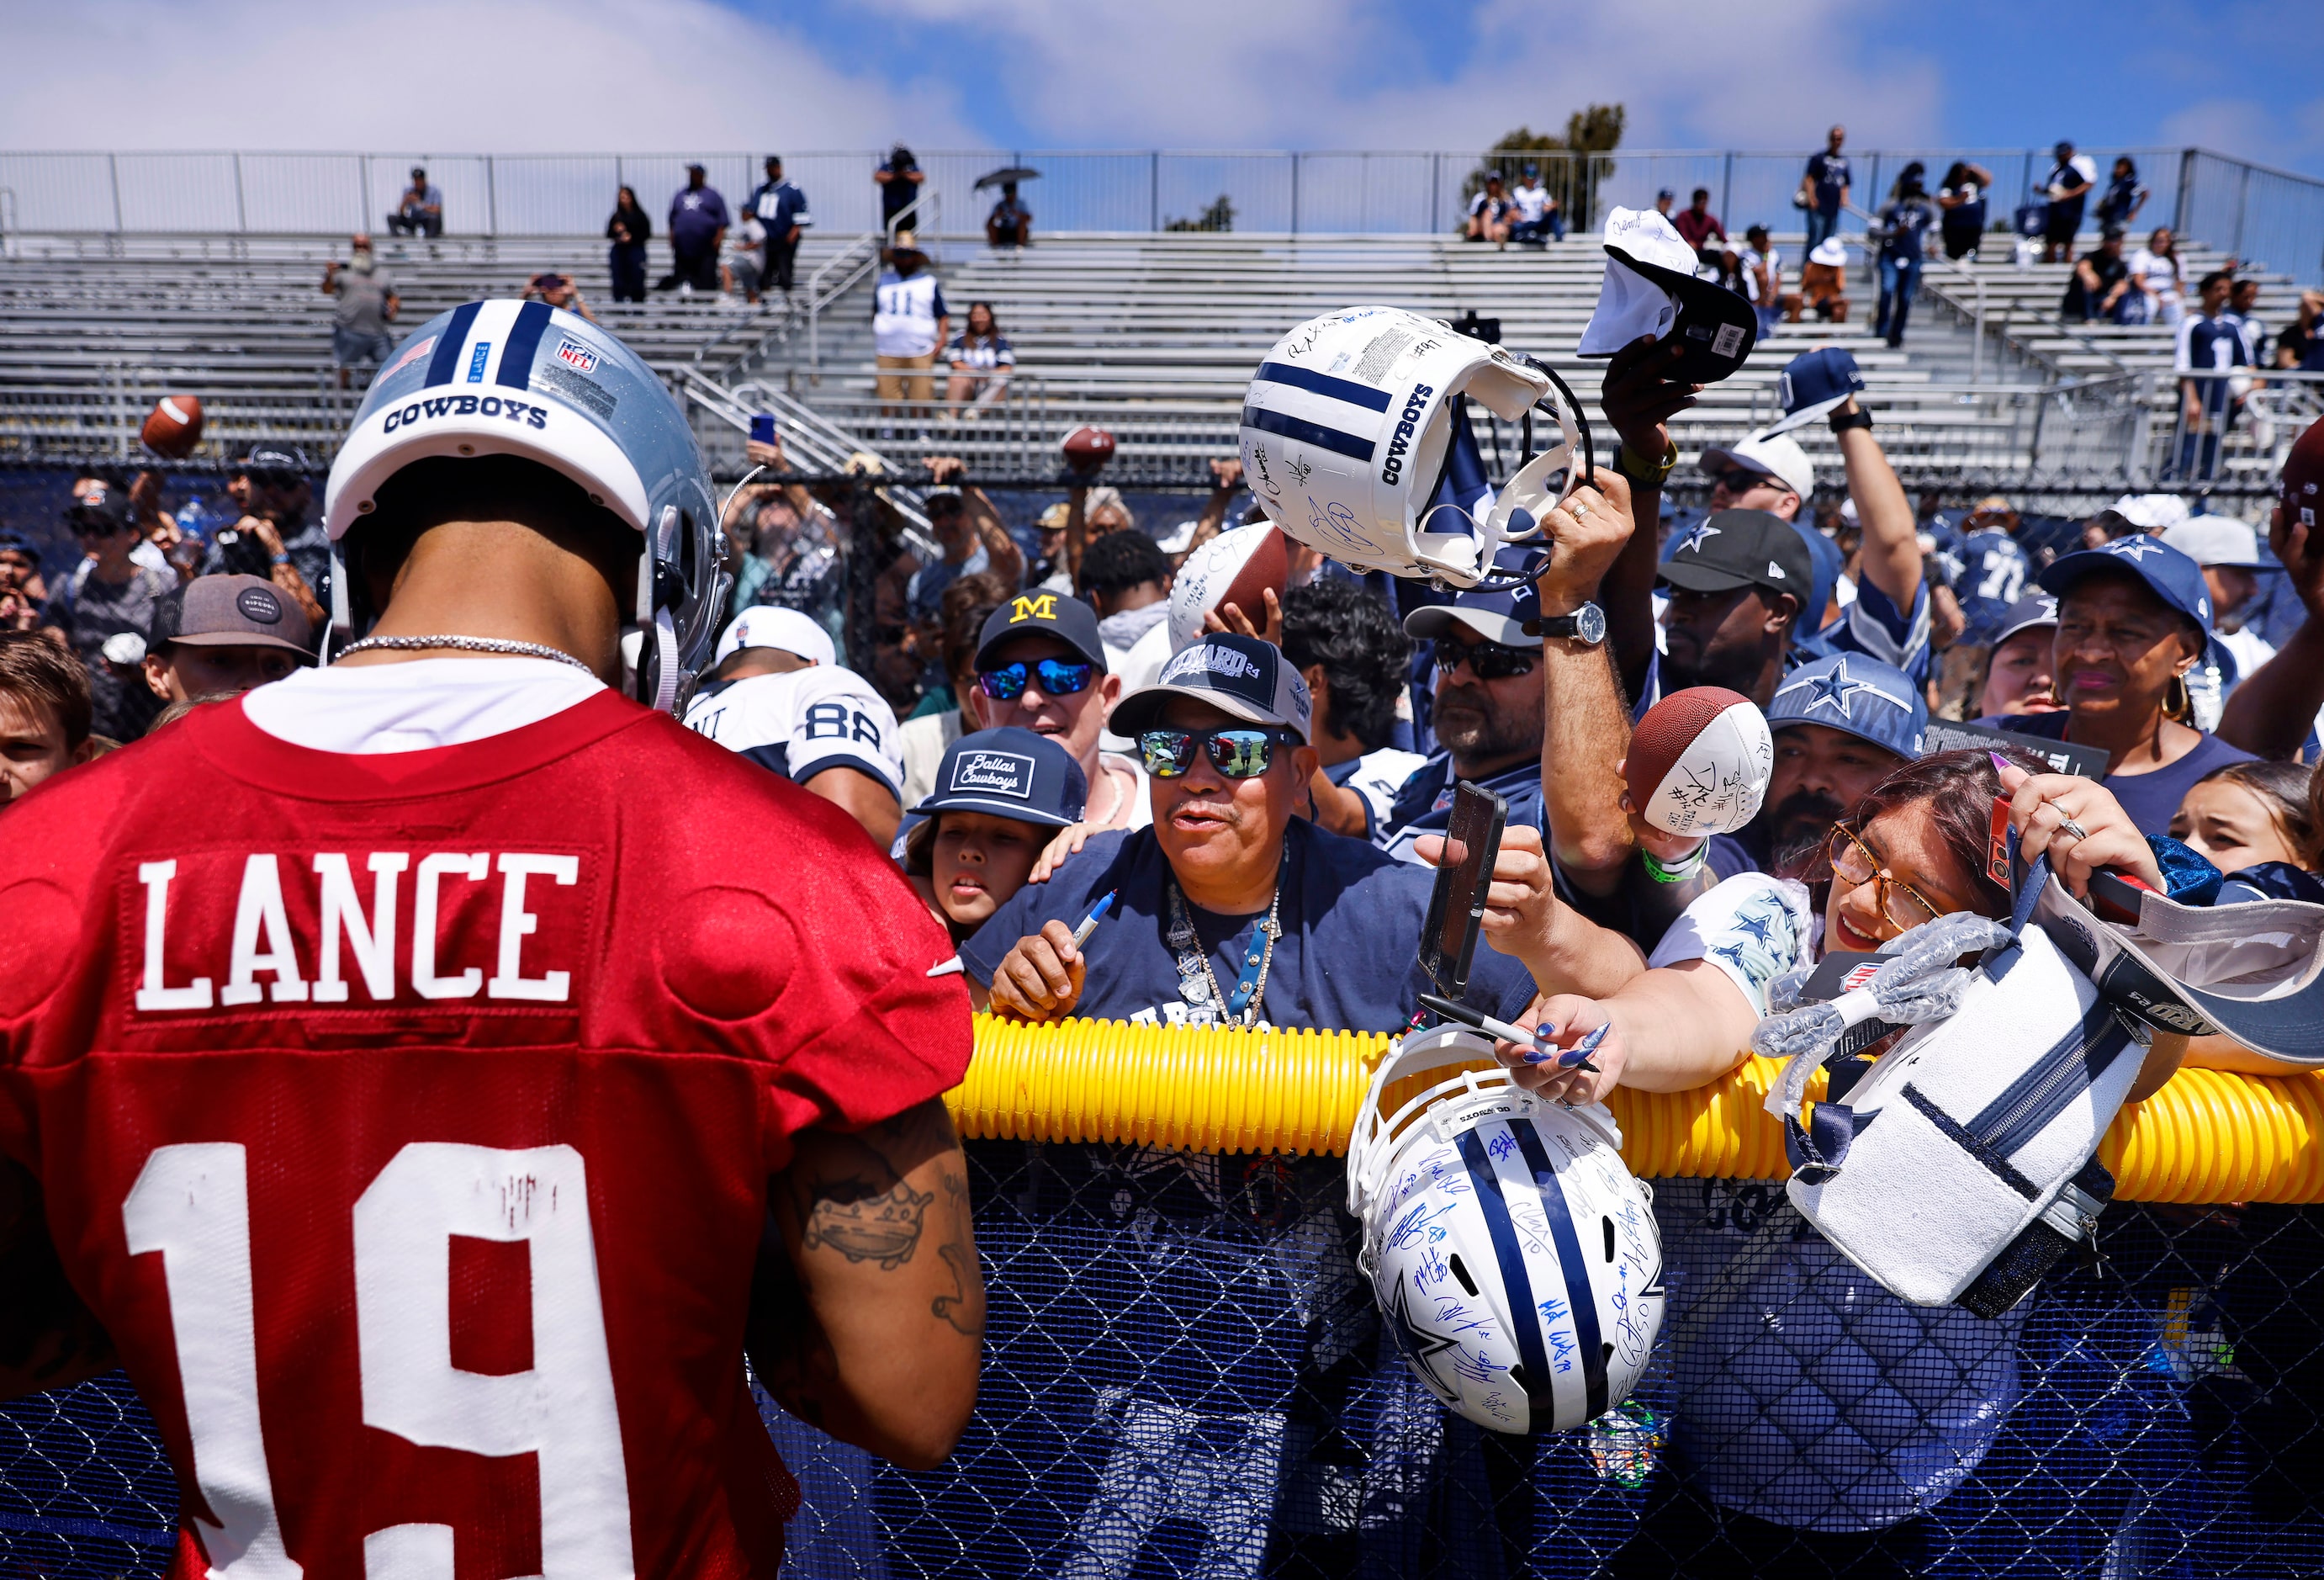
[1624,687,1775,837]
[1168,523,1292,649]
[2282,412,2324,530]
[140,395,204,458]
[1059,424,1115,478]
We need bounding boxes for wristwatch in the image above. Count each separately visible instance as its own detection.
[1829,406,1874,433]
[1533,602,1607,645]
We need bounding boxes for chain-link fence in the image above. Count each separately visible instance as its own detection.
[8,1137,2324,1579]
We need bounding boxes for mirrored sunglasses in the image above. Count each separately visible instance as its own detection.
[978,657,1095,702]
[1138,726,1297,780]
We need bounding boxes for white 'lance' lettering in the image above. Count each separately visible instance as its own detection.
[135,860,214,1011]
[412,852,489,999]
[220,855,309,1006]
[488,853,580,1002]
[312,852,408,1003]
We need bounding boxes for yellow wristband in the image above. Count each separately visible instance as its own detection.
[1615,439,1679,487]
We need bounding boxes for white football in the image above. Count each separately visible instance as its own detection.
[1167,524,1290,649]
[1625,687,1775,837]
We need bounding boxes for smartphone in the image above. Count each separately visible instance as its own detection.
[1417,782,1507,998]
[749,414,777,445]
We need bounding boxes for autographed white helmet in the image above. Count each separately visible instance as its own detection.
[1238,307,1591,590]
[1347,1026,1663,1434]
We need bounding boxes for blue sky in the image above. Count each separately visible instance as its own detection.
[4,0,2318,177]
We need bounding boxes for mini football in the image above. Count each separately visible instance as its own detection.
[1060,424,1115,478]
[1168,524,1291,649]
[2281,414,2324,531]
[1625,687,1774,837]
[140,395,204,459]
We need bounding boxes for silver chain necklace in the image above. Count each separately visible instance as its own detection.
[333,634,596,675]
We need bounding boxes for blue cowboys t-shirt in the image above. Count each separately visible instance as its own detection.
[1790,574,1932,688]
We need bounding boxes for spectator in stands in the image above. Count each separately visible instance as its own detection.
[1975,535,2254,834]
[522,272,596,323]
[2230,276,2269,368]
[2062,226,2134,323]
[1739,225,1781,337]
[722,209,767,305]
[606,187,652,304]
[749,156,812,294]
[40,483,172,744]
[2276,289,2324,368]
[665,164,728,293]
[1936,159,1994,258]
[1652,188,1677,219]
[2041,141,2097,262]
[903,726,1087,943]
[1508,163,1562,243]
[1874,164,1939,347]
[876,145,925,231]
[1674,188,1727,262]
[1278,578,1423,841]
[899,459,1021,666]
[1061,485,1136,586]
[1792,236,1850,321]
[1078,531,1173,692]
[967,632,1536,1028]
[126,470,196,583]
[971,593,1147,833]
[0,628,96,805]
[727,435,845,634]
[1951,494,2034,646]
[1972,593,2062,717]
[2172,270,2248,481]
[204,447,327,631]
[1523,750,2180,1578]
[0,531,45,634]
[1465,173,1513,247]
[321,235,399,389]
[2097,155,2149,231]
[945,301,1015,411]
[681,605,905,848]
[1798,125,1850,252]
[387,166,442,237]
[985,181,1032,248]
[138,574,310,708]
[896,574,1011,808]
[1026,501,1073,593]
[2129,226,2185,326]
[873,232,949,415]
[2170,759,2316,877]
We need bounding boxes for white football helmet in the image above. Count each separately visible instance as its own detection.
[1238,307,1591,590]
[1347,1026,1664,1434]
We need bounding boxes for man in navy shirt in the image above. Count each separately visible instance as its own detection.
[667,163,729,292]
[749,156,812,294]
[966,634,1535,1031]
[2173,270,2247,482]
[1874,166,1939,347]
[1799,125,1850,252]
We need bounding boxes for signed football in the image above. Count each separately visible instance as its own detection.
[1168,525,1291,649]
[140,395,204,459]
[1625,687,1775,837]
[1060,425,1115,478]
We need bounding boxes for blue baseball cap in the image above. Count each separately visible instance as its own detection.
[1763,347,1868,436]
[1401,546,1543,647]
[1767,653,1926,760]
[1991,592,2060,648]
[912,726,1088,827]
[2039,534,2212,629]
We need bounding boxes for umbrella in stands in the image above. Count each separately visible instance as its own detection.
[975,166,1042,189]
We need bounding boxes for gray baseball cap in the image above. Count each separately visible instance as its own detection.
[153,575,313,655]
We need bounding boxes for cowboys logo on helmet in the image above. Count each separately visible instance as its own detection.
[322,300,728,713]
[1347,1025,1665,1434]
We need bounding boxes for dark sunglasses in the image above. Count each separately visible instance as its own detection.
[978,657,1095,702]
[1713,468,1776,494]
[1433,637,1538,681]
[1138,726,1299,780]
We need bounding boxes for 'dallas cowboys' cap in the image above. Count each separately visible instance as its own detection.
[1657,508,1816,602]
[1110,633,1314,742]
[1766,653,1926,759]
[912,726,1089,828]
[2039,533,2214,630]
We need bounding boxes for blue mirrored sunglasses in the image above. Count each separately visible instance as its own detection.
[1137,726,1299,779]
[979,657,1096,702]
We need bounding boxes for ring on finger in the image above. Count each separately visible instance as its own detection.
[2055,816,2091,843]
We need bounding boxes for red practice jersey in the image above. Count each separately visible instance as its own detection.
[0,689,972,1578]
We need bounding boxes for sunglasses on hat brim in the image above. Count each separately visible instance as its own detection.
[1138,726,1300,780]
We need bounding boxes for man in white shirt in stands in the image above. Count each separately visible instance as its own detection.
[873,231,949,416]
[682,605,907,849]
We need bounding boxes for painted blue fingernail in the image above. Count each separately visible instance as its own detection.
[1522,1049,1551,1064]
[1558,1048,1593,1068]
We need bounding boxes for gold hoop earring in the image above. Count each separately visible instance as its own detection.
[2164,671,2192,722]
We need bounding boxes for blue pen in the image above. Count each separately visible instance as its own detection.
[1071,889,1118,948]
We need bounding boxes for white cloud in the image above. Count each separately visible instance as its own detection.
[0,0,973,152]
[2160,96,2324,167]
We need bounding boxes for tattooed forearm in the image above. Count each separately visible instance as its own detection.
[788,1130,935,1270]
[929,1165,984,1337]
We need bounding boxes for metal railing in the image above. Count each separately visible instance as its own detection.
[4,147,2316,278]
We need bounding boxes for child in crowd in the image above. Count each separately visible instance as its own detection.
[903,726,1088,944]
[0,629,97,805]
[2171,759,2319,893]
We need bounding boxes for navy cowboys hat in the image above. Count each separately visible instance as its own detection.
[1992,592,2060,649]
[2039,534,2214,631]
[1767,653,1925,759]
[974,590,1109,672]
[913,726,1088,828]
[1110,633,1314,742]
[1403,546,1544,647]
[1763,347,1868,436]
[1657,508,1816,602]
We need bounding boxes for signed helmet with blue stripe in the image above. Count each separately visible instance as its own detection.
[1347,1024,1664,1434]
[321,300,727,712]
[1239,307,1591,590]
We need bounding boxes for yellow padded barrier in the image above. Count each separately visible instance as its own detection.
[949,1015,2324,1204]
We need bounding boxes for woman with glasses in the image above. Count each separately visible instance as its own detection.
[1973,535,2253,835]
[1506,746,2184,1577]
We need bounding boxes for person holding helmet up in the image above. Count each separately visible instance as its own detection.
[0,301,982,1573]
